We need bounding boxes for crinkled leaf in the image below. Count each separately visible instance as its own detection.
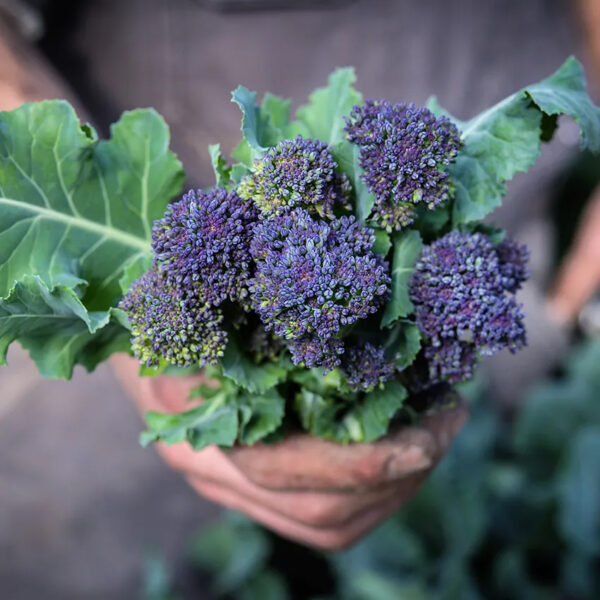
[238,388,285,445]
[0,275,125,378]
[208,143,233,188]
[295,380,407,443]
[385,320,422,370]
[434,57,600,225]
[141,394,239,450]
[296,67,362,147]
[381,230,423,328]
[231,86,282,155]
[557,426,600,556]
[221,336,289,394]
[261,93,291,137]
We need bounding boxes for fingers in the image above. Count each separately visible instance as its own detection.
[187,472,426,552]
[157,441,404,529]
[227,394,468,492]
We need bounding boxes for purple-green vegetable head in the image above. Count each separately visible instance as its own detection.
[238,136,351,218]
[345,101,462,232]
[249,208,390,369]
[409,232,528,384]
[341,342,395,392]
[151,187,258,308]
[119,268,227,368]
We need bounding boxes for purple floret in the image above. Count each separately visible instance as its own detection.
[250,209,390,369]
[409,232,527,384]
[151,187,258,308]
[341,342,395,392]
[238,136,350,218]
[120,268,227,368]
[345,101,461,231]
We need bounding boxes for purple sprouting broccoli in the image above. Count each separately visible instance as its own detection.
[409,231,527,384]
[152,187,258,308]
[120,268,227,368]
[250,209,390,369]
[238,136,351,218]
[341,342,395,392]
[345,100,462,232]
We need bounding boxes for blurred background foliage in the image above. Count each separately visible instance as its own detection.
[144,336,600,600]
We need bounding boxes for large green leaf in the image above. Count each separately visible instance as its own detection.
[381,230,423,327]
[430,57,600,225]
[296,67,362,147]
[0,101,184,306]
[0,101,184,377]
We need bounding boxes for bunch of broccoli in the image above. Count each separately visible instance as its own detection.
[121,100,528,393]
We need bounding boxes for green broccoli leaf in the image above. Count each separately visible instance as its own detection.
[237,388,285,445]
[295,381,407,443]
[231,86,284,155]
[296,67,363,147]
[434,57,600,225]
[346,381,408,443]
[0,101,183,377]
[221,335,289,394]
[0,101,184,306]
[141,392,239,450]
[0,275,125,378]
[261,93,291,137]
[334,140,375,223]
[385,320,422,370]
[208,143,233,188]
[381,230,423,328]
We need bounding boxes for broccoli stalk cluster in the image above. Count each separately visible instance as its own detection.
[409,232,528,383]
[345,101,461,232]
[120,102,528,396]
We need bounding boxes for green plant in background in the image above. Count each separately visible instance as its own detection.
[187,338,600,600]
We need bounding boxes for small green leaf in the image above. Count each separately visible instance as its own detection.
[295,389,348,440]
[346,381,408,442]
[334,140,375,223]
[237,388,285,445]
[381,230,423,328]
[0,275,126,378]
[296,67,363,147]
[141,394,239,450]
[221,336,289,393]
[372,229,392,256]
[261,93,291,137]
[208,143,232,188]
[385,320,422,370]
[119,253,152,295]
[231,86,281,155]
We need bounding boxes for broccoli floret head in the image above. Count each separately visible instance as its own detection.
[409,231,527,384]
[238,136,350,218]
[120,268,227,368]
[249,208,390,369]
[345,100,461,232]
[341,342,395,392]
[152,187,258,308]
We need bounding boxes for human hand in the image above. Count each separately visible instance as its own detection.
[111,353,468,551]
[548,185,600,325]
